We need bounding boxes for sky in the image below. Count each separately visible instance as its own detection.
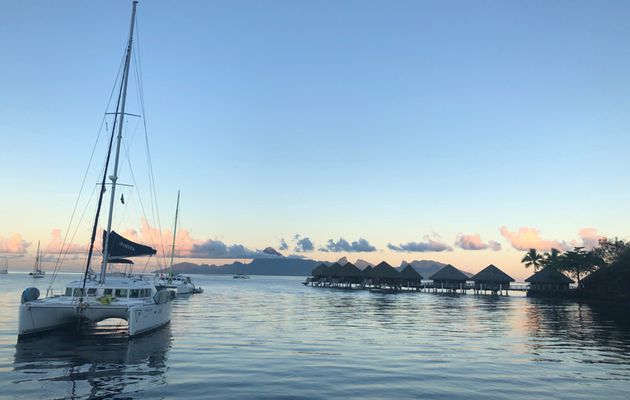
[1,0,629,279]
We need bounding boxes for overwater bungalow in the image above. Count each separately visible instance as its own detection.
[362,265,374,287]
[429,264,468,293]
[372,261,401,289]
[323,262,343,286]
[337,262,365,288]
[311,263,329,284]
[399,265,423,289]
[525,266,574,293]
[471,264,514,295]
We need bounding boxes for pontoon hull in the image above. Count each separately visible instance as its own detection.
[18,301,172,337]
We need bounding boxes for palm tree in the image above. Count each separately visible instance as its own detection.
[541,248,561,269]
[521,248,543,272]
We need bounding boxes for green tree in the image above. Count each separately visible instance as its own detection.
[594,237,629,266]
[558,247,600,287]
[521,248,544,272]
[541,248,562,269]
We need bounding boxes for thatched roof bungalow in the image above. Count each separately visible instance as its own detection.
[372,261,401,287]
[325,262,343,278]
[337,262,365,284]
[430,264,468,290]
[471,264,514,292]
[399,265,423,288]
[525,267,574,291]
[312,263,329,277]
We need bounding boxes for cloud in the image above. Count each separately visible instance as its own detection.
[388,235,453,252]
[488,240,502,251]
[278,238,289,251]
[320,237,377,252]
[455,234,501,251]
[295,237,314,252]
[44,229,89,255]
[190,239,271,259]
[500,226,570,252]
[118,219,276,260]
[576,228,603,250]
[287,254,307,259]
[0,233,30,254]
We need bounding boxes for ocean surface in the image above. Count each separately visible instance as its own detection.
[1,273,630,399]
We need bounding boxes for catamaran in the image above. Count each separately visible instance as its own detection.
[18,0,172,337]
[155,191,202,295]
[29,241,45,278]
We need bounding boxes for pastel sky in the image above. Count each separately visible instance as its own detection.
[1,0,629,280]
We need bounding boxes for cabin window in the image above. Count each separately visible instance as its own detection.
[73,288,85,297]
[143,289,150,297]
[87,288,97,296]
[115,289,128,297]
[65,288,72,296]
[104,289,113,295]
[130,289,140,298]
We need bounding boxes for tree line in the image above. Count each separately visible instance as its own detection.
[520,237,630,286]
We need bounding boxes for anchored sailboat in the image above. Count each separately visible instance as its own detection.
[29,241,45,278]
[19,0,172,337]
[156,191,202,294]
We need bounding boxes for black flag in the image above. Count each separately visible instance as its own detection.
[120,193,125,204]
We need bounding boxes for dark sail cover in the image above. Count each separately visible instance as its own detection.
[103,230,157,258]
[109,258,134,264]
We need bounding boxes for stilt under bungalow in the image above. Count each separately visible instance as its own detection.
[470,264,514,296]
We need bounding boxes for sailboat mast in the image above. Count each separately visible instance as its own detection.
[35,240,40,272]
[100,0,139,284]
[169,190,180,279]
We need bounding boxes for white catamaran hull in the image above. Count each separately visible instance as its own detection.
[19,300,172,337]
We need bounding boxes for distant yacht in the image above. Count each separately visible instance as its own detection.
[18,1,172,337]
[233,263,249,279]
[155,191,201,295]
[29,241,45,278]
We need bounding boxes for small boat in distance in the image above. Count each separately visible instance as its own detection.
[0,257,7,274]
[233,273,250,279]
[29,241,45,278]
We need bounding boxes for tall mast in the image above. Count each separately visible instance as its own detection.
[100,0,139,284]
[169,190,181,279]
[35,240,40,272]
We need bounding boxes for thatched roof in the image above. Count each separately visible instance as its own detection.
[471,264,514,283]
[372,261,400,279]
[399,265,423,280]
[525,266,574,284]
[429,264,468,281]
[323,262,343,277]
[362,265,374,277]
[338,262,365,278]
[312,263,329,277]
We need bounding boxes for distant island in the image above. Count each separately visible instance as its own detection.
[163,254,472,278]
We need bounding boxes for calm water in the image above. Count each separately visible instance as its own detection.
[1,273,630,399]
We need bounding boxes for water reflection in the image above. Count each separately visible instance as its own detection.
[13,322,172,399]
[524,299,630,366]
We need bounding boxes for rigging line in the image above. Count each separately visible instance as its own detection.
[120,134,161,261]
[46,55,126,295]
[80,49,129,299]
[141,255,151,275]
[133,32,168,269]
